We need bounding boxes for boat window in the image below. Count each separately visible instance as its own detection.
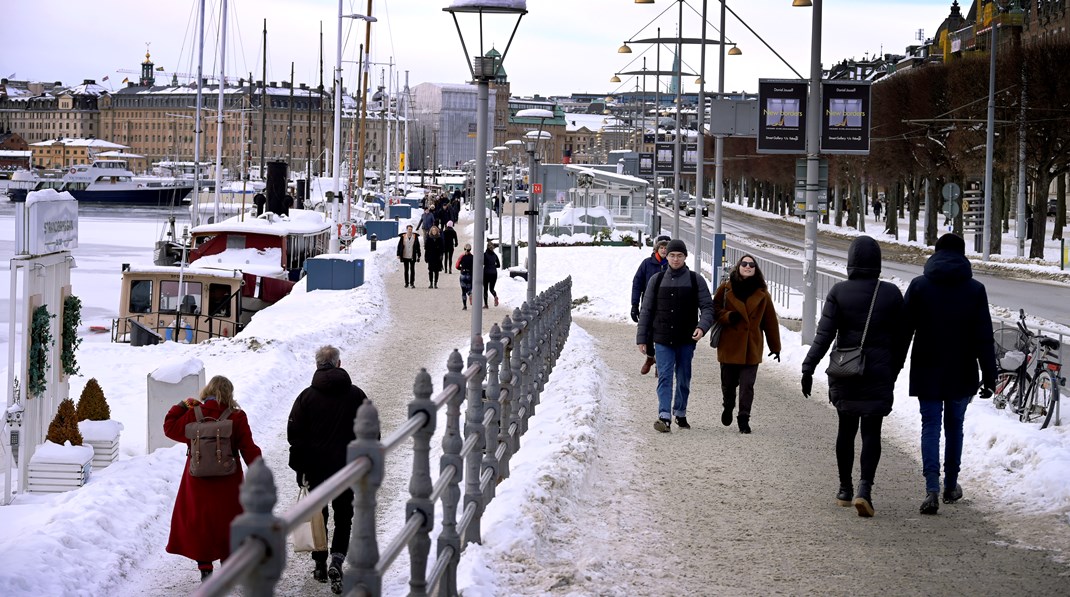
[128,279,152,314]
[159,280,203,314]
[226,234,246,250]
[207,283,232,317]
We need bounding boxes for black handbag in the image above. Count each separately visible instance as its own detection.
[826,281,880,379]
[709,283,727,348]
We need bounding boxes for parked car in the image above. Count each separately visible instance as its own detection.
[509,191,529,203]
[656,188,674,206]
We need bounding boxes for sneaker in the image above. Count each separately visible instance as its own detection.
[675,416,690,429]
[836,485,853,507]
[640,356,656,375]
[328,553,344,595]
[942,484,963,504]
[653,418,671,433]
[312,561,328,583]
[494,296,499,306]
[920,491,940,515]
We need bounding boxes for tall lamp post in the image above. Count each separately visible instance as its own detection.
[517,108,554,303]
[794,0,821,344]
[506,138,524,264]
[444,2,527,338]
[331,3,376,253]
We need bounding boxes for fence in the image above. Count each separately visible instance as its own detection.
[193,277,574,597]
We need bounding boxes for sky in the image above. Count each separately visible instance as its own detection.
[3,0,961,98]
[0,189,1067,594]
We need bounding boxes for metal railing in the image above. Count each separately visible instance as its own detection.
[193,277,573,597]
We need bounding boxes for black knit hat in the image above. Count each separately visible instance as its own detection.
[934,233,965,255]
[666,239,687,256]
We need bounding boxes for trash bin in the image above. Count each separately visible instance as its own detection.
[370,233,378,251]
[501,243,513,269]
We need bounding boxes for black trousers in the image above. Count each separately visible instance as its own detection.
[835,411,884,485]
[308,474,354,563]
[402,259,416,286]
[720,363,759,417]
[443,249,454,273]
[483,274,498,303]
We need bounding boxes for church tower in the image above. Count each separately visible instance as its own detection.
[140,46,156,87]
[486,47,511,148]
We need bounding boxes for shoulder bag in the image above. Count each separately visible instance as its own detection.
[825,281,880,379]
[709,283,727,348]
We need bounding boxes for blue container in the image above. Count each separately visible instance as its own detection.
[387,204,412,219]
[365,220,399,242]
[400,198,422,211]
[305,258,365,290]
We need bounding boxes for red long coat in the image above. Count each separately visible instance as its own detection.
[163,400,262,562]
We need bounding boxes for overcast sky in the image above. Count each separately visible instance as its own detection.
[5,0,960,98]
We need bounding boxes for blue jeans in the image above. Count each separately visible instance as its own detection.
[654,343,695,420]
[919,397,971,493]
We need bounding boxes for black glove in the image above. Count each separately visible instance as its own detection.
[978,385,994,399]
[801,373,813,398]
[631,304,640,323]
[768,351,780,362]
[728,311,743,325]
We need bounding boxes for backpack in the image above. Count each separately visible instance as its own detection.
[185,405,237,477]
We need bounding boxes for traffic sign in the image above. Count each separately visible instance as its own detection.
[941,182,961,202]
[532,183,543,195]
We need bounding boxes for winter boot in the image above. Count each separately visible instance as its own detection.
[328,553,344,595]
[737,415,751,434]
[675,416,690,429]
[920,491,940,515]
[836,484,853,507]
[721,399,735,427]
[312,560,328,583]
[197,562,213,582]
[943,484,963,504]
[853,480,874,517]
[640,356,656,375]
[653,418,671,433]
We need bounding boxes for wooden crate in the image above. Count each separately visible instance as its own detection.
[27,460,93,494]
[86,438,119,469]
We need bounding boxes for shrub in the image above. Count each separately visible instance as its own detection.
[28,305,53,397]
[61,295,82,376]
[76,378,110,421]
[46,398,83,446]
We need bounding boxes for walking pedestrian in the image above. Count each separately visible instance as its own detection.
[287,345,370,593]
[631,236,670,375]
[801,236,908,518]
[442,221,459,273]
[713,254,782,434]
[483,241,501,308]
[636,239,715,432]
[872,196,882,222]
[903,233,997,515]
[396,224,421,288]
[424,225,445,288]
[456,243,474,310]
[419,205,435,240]
[164,375,262,582]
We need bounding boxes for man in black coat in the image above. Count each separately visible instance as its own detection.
[631,236,670,374]
[904,233,997,515]
[287,345,369,591]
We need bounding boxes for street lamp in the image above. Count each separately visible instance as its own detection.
[331,3,377,253]
[517,108,553,302]
[794,0,821,344]
[505,138,524,263]
[444,1,527,337]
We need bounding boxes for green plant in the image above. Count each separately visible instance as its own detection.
[619,233,635,246]
[76,378,110,421]
[61,295,82,376]
[28,305,53,397]
[595,228,613,244]
[46,398,83,446]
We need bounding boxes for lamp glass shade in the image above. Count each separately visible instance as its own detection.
[728,46,743,56]
[610,75,622,83]
[635,0,655,4]
[792,0,813,6]
[618,44,633,54]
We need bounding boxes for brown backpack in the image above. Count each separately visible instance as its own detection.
[185,406,237,477]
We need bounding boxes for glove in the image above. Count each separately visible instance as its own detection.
[728,311,743,325]
[631,304,640,323]
[180,397,201,410]
[979,383,994,399]
[801,373,813,398]
[768,351,780,362]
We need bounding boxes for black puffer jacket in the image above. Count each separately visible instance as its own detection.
[904,249,997,400]
[287,366,368,480]
[802,236,909,416]
[636,265,714,347]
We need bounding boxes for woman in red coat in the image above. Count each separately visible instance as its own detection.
[163,375,262,581]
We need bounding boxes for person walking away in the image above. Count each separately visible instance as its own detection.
[483,241,501,307]
[456,243,475,310]
[396,224,421,289]
[801,236,908,518]
[713,255,782,434]
[872,196,882,222]
[631,236,670,375]
[442,221,459,273]
[164,375,262,582]
[903,233,996,515]
[424,225,445,288]
[288,345,370,593]
[636,239,715,432]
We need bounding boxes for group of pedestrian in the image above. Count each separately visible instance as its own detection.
[634,232,996,520]
[164,345,371,594]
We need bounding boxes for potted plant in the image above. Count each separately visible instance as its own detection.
[76,378,123,469]
[27,398,94,493]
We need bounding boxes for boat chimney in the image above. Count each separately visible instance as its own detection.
[265,160,290,216]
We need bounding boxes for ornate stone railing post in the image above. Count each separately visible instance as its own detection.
[229,459,284,596]
[463,334,487,546]
[497,316,515,481]
[407,369,436,597]
[437,350,465,597]
[346,402,384,595]
[509,306,525,456]
[483,324,503,499]
[519,301,535,436]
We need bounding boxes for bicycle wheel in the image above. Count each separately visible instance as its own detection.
[1021,370,1058,429]
[993,371,1018,410]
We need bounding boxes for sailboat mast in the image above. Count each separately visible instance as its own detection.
[356,0,373,190]
[259,19,267,181]
[319,22,325,176]
[192,0,206,228]
[213,0,229,223]
[404,70,410,190]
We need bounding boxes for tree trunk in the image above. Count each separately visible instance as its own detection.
[925,177,937,246]
[1030,170,1050,258]
[1055,173,1065,241]
[990,172,1004,256]
[908,175,919,243]
[885,182,900,239]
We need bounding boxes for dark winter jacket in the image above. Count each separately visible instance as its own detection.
[483,249,500,278]
[636,265,715,347]
[420,211,435,232]
[424,233,445,272]
[457,252,474,292]
[713,274,781,365]
[396,233,421,261]
[443,227,459,252]
[287,366,368,480]
[630,251,669,307]
[802,236,909,416]
[903,249,997,400]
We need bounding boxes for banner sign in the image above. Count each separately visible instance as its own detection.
[638,152,654,178]
[756,79,807,154]
[655,142,698,173]
[15,191,79,256]
[820,81,871,154]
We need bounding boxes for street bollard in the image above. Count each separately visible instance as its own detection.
[370,233,378,252]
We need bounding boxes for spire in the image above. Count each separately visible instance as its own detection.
[140,43,156,87]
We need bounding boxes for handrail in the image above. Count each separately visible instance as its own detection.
[195,276,573,596]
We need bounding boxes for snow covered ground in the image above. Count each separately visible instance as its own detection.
[0,199,1067,595]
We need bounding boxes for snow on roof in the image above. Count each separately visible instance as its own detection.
[29,138,128,149]
[189,247,285,277]
[149,357,206,384]
[564,112,620,133]
[64,82,108,96]
[97,150,145,159]
[565,164,648,189]
[122,264,244,279]
[448,0,527,10]
[191,208,329,236]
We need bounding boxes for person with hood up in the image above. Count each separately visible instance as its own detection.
[801,236,908,518]
[632,236,671,375]
[903,233,996,515]
[442,221,459,273]
[712,254,782,434]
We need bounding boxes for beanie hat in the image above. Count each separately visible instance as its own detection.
[666,239,687,256]
[447,221,454,228]
[934,233,965,255]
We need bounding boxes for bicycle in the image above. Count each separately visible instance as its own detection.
[992,309,1064,429]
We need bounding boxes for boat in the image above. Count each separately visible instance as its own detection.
[11,159,192,206]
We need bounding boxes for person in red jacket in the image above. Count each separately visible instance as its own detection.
[163,375,262,582]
